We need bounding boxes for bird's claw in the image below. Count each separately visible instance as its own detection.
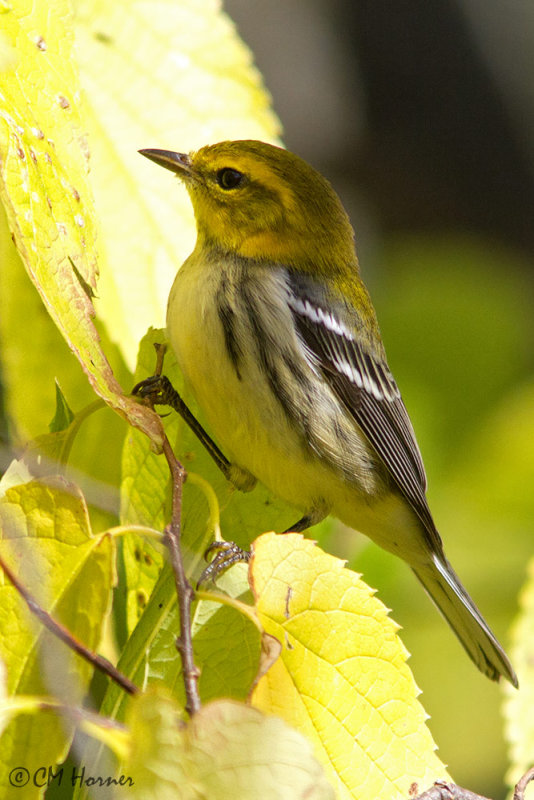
[197,540,251,587]
[132,374,172,406]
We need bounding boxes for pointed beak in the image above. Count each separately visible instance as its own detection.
[138,148,192,175]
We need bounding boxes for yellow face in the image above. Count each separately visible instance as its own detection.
[180,140,356,268]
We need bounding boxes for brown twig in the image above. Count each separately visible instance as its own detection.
[514,767,534,800]
[152,341,168,378]
[142,342,201,716]
[0,554,139,696]
[410,780,490,800]
[161,436,200,715]
[411,769,534,800]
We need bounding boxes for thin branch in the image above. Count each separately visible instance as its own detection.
[412,770,534,800]
[514,767,534,800]
[141,342,201,716]
[0,554,139,696]
[411,780,491,800]
[160,423,201,715]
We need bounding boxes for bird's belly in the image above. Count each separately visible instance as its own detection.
[167,263,342,513]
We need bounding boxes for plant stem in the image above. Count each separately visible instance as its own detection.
[161,434,201,716]
[0,554,139,696]
[142,341,201,716]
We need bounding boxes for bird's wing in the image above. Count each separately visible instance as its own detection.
[287,272,438,540]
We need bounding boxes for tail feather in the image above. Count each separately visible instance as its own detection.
[412,555,517,687]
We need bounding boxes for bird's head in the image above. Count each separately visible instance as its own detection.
[140,140,357,275]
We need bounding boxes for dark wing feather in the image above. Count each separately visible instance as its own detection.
[287,275,438,540]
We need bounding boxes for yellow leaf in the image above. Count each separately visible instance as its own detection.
[250,533,447,800]
[73,0,281,369]
[0,477,115,795]
[0,0,162,444]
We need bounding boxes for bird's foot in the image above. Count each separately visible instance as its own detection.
[197,540,251,587]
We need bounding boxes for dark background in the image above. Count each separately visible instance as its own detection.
[226,0,534,257]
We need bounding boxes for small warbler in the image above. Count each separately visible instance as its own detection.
[139,140,516,686]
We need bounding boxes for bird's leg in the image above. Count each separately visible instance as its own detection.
[282,513,317,533]
[132,373,256,492]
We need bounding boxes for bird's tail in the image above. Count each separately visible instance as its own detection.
[412,554,517,687]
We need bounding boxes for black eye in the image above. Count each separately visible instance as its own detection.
[216,167,245,190]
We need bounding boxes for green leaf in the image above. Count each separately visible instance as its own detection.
[17,400,104,478]
[0,478,115,798]
[0,210,130,514]
[148,564,260,704]
[48,382,75,433]
[118,691,335,800]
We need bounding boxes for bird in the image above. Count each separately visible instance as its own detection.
[138,139,517,686]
